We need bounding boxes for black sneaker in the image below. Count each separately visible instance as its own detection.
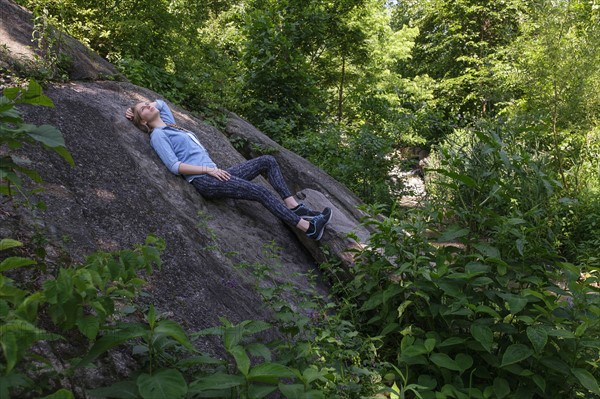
[292,203,321,220]
[306,208,333,240]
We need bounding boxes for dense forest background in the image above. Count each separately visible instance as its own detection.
[4,0,600,397]
[15,0,600,206]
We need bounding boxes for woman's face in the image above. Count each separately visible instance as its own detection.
[134,102,159,123]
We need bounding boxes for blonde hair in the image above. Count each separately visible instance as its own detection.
[129,106,151,134]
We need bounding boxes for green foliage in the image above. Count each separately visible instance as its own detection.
[234,242,385,397]
[332,202,600,398]
[497,0,600,193]
[427,126,561,263]
[190,318,296,398]
[393,0,526,135]
[285,123,400,205]
[43,235,164,338]
[0,80,73,199]
[0,236,165,398]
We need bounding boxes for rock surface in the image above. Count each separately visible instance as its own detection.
[4,79,370,391]
[9,80,338,331]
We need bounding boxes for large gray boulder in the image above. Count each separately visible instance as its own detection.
[3,80,335,389]
[10,80,328,332]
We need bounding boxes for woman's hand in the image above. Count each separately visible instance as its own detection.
[208,168,231,181]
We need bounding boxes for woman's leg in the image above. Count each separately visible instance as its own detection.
[226,156,298,206]
[191,174,305,228]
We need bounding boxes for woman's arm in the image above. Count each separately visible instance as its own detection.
[155,100,175,125]
[178,163,231,181]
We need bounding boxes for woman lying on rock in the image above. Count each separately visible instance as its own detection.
[126,99,332,240]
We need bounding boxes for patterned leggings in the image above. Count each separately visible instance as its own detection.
[191,155,301,226]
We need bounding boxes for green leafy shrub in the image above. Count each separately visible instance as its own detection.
[427,126,562,263]
[285,123,400,206]
[0,236,165,398]
[326,124,600,398]
[232,242,385,398]
[1,80,73,199]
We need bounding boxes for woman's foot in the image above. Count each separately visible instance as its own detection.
[292,203,325,220]
[305,207,333,240]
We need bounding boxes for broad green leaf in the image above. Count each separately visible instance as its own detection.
[540,357,570,375]
[248,384,278,399]
[402,343,428,358]
[248,363,295,382]
[465,262,490,274]
[279,384,325,399]
[188,373,244,391]
[475,305,501,318]
[575,322,588,337]
[471,324,493,353]
[26,125,65,148]
[76,315,100,340]
[3,87,21,100]
[0,257,36,272]
[154,319,195,351]
[53,146,75,166]
[526,325,548,353]
[429,168,478,188]
[0,372,29,399]
[246,342,272,362]
[147,305,156,329]
[87,380,140,398]
[21,81,48,104]
[571,368,600,395]
[546,328,575,339]
[192,326,224,337]
[498,293,528,314]
[76,325,147,368]
[438,337,467,347]
[16,291,44,321]
[137,369,187,399]
[455,353,473,372]
[500,344,533,367]
[493,377,510,399]
[39,389,74,399]
[430,353,461,371]
[417,374,437,390]
[424,338,436,353]
[229,345,250,376]
[302,367,328,385]
[473,243,500,258]
[471,277,494,286]
[0,238,22,251]
[360,291,383,311]
[278,384,305,398]
[175,355,226,368]
[223,325,244,350]
[437,226,470,242]
[397,300,412,319]
[515,239,525,256]
[380,323,400,337]
[532,374,546,393]
[243,320,271,334]
[383,284,403,303]
[0,332,18,372]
